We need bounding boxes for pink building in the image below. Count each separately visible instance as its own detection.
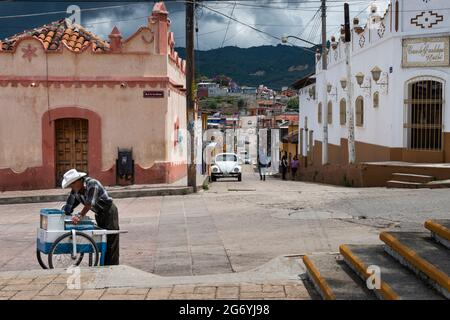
[0,2,187,191]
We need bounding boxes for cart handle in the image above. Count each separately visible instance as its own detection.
[92,230,128,235]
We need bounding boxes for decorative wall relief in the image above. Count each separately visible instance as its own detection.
[377,22,386,38]
[21,44,37,62]
[359,35,366,48]
[411,11,444,29]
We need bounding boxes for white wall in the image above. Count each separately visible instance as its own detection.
[299,0,450,152]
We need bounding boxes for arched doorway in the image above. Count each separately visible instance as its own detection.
[55,118,89,186]
[405,78,443,151]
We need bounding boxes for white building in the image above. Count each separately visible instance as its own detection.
[238,116,258,164]
[299,0,450,173]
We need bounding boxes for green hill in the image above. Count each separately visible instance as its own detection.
[176,44,316,90]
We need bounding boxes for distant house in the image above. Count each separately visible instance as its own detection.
[241,86,257,95]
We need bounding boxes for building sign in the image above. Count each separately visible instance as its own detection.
[143,90,164,98]
[402,37,449,67]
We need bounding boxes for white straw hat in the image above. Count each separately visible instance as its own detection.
[61,169,87,188]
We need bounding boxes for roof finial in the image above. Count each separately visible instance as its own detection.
[108,26,122,52]
[152,2,169,15]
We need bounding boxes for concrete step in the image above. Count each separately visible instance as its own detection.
[392,173,435,184]
[302,254,376,300]
[380,231,450,299]
[425,219,450,249]
[426,180,450,189]
[386,180,423,189]
[340,244,444,300]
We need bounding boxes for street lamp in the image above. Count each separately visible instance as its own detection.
[355,72,372,96]
[371,67,382,82]
[281,35,319,47]
[340,78,348,90]
[355,72,365,86]
[308,86,316,99]
[327,83,337,102]
[371,66,389,93]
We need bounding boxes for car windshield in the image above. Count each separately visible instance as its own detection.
[216,154,237,162]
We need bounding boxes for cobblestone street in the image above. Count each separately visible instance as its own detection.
[0,266,313,300]
[1,165,450,278]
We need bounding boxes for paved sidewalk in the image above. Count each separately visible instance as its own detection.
[0,256,316,300]
[0,174,208,205]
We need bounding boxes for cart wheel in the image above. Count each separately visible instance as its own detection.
[48,231,99,269]
[36,250,48,269]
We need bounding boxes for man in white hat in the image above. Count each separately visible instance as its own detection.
[61,169,120,265]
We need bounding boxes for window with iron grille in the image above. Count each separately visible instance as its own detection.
[327,101,333,125]
[404,78,443,151]
[355,96,364,127]
[340,98,346,125]
[318,103,322,124]
[308,130,314,164]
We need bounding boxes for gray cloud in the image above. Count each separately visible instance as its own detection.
[0,1,389,49]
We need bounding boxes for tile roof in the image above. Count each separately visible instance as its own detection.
[1,18,110,52]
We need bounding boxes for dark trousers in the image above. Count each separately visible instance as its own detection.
[95,203,120,265]
[281,167,287,180]
[258,165,266,180]
[291,168,298,180]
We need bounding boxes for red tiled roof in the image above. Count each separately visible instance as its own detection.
[1,18,110,52]
[257,100,274,106]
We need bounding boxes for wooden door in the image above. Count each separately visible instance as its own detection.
[55,119,88,187]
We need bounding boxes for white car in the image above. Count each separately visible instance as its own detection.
[211,153,242,182]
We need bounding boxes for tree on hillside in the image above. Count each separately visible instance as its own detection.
[237,98,247,111]
[213,75,232,87]
[286,97,299,111]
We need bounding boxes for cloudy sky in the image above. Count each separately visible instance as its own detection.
[0,0,389,50]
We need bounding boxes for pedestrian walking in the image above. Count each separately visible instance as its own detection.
[258,150,270,181]
[281,152,288,180]
[61,169,120,265]
[291,155,299,180]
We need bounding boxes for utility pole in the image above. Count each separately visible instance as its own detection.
[321,0,328,165]
[344,3,356,164]
[186,0,197,190]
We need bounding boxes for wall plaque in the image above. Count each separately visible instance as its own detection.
[143,90,164,98]
[402,37,449,67]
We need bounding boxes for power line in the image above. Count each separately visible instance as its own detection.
[199,2,318,52]
[0,2,146,20]
[0,0,439,21]
[220,1,237,48]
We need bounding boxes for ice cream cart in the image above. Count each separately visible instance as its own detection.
[36,208,127,269]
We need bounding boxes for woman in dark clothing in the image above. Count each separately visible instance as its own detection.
[281,152,288,180]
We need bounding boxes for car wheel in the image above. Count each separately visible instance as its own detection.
[238,173,242,182]
[211,175,216,182]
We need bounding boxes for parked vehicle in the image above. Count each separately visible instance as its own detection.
[211,153,242,182]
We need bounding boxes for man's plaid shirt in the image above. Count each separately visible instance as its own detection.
[63,177,113,215]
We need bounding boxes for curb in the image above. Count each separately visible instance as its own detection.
[339,244,399,300]
[0,186,194,205]
[424,220,450,242]
[380,232,450,293]
[302,255,336,300]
